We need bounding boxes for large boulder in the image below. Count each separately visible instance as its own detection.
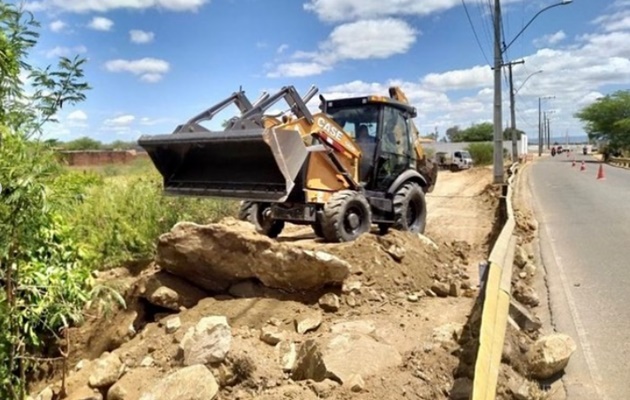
[156,221,351,292]
[526,333,576,379]
[180,316,232,365]
[138,365,218,400]
[292,332,402,384]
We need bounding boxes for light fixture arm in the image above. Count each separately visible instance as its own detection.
[502,1,572,54]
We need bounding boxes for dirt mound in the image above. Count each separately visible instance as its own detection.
[28,169,501,400]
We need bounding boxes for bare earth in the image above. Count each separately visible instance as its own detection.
[29,167,500,400]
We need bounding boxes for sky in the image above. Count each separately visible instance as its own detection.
[14,0,630,143]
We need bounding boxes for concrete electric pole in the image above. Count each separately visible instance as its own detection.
[507,60,525,161]
[493,0,504,184]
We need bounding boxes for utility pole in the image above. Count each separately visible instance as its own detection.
[547,118,551,148]
[538,98,542,156]
[493,0,503,184]
[507,60,525,161]
[543,112,547,150]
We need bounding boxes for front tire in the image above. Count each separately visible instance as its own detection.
[321,190,372,242]
[238,201,285,238]
[392,182,427,234]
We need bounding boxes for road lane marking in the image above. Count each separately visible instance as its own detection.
[531,171,609,400]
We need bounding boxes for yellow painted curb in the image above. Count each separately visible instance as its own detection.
[471,164,518,400]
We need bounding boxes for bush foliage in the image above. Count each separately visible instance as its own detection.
[0,4,236,397]
[465,142,494,165]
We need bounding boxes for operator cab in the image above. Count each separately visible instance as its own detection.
[323,96,418,190]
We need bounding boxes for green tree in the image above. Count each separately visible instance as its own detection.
[107,140,136,150]
[0,3,93,398]
[503,127,525,141]
[63,136,102,150]
[459,122,493,142]
[575,90,630,151]
[445,125,462,142]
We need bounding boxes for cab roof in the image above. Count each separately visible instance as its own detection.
[323,95,417,117]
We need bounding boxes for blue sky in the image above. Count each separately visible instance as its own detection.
[17,0,630,143]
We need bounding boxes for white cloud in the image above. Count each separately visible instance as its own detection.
[45,45,87,58]
[139,117,175,125]
[303,0,520,22]
[129,29,155,44]
[594,9,630,32]
[104,58,170,82]
[88,16,114,31]
[318,23,630,138]
[422,65,492,91]
[533,30,567,47]
[104,114,135,126]
[140,73,164,83]
[267,62,331,78]
[67,110,88,121]
[23,0,208,12]
[268,18,417,77]
[49,20,67,32]
[66,110,88,128]
[303,0,459,22]
[324,19,417,60]
[277,44,289,54]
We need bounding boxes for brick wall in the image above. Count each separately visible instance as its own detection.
[57,150,148,166]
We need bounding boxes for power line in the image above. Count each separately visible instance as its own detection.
[462,0,491,66]
[475,0,495,57]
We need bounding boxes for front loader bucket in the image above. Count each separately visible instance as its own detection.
[138,128,308,202]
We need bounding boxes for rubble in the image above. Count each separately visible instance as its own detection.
[87,353,123,389]
[180,316,232,365]
[318,293,341,312]
[138,365,219,400]
[141,271,208,311]
[295,312,322,334]
[527,334,577,379]
[292,333,402,385]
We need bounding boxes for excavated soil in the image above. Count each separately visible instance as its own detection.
[28,168,503,400]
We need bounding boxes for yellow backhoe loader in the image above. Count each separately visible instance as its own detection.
[138,85,437,242]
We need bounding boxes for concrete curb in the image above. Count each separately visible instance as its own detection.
[471,163,518,400]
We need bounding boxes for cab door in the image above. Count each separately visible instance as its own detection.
[372,106,413,191]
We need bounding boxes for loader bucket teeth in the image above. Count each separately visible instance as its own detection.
[138,128,308,202]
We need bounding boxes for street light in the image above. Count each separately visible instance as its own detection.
[515,70,543,94]
[544,110,557,149]
[492,0,572,184]
[509,69,543,161]
[538,96,555,156]
[503,0,573,54]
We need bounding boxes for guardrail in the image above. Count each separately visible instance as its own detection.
[610,157,630,169]
[471,163,518,400]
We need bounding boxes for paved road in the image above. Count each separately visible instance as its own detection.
[529,153,630,399]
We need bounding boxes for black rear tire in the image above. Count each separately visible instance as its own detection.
[392,182,427,234]
[321,190,372,242]
[238,201,285,238]
[238,201,255,221]
[312,221,325,238]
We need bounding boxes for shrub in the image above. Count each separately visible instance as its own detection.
[465,142,494,166]
[61,172,238,269]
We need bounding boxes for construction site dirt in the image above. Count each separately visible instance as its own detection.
[28,167,507,400]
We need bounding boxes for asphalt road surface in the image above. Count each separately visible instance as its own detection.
[530,153,630,400]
